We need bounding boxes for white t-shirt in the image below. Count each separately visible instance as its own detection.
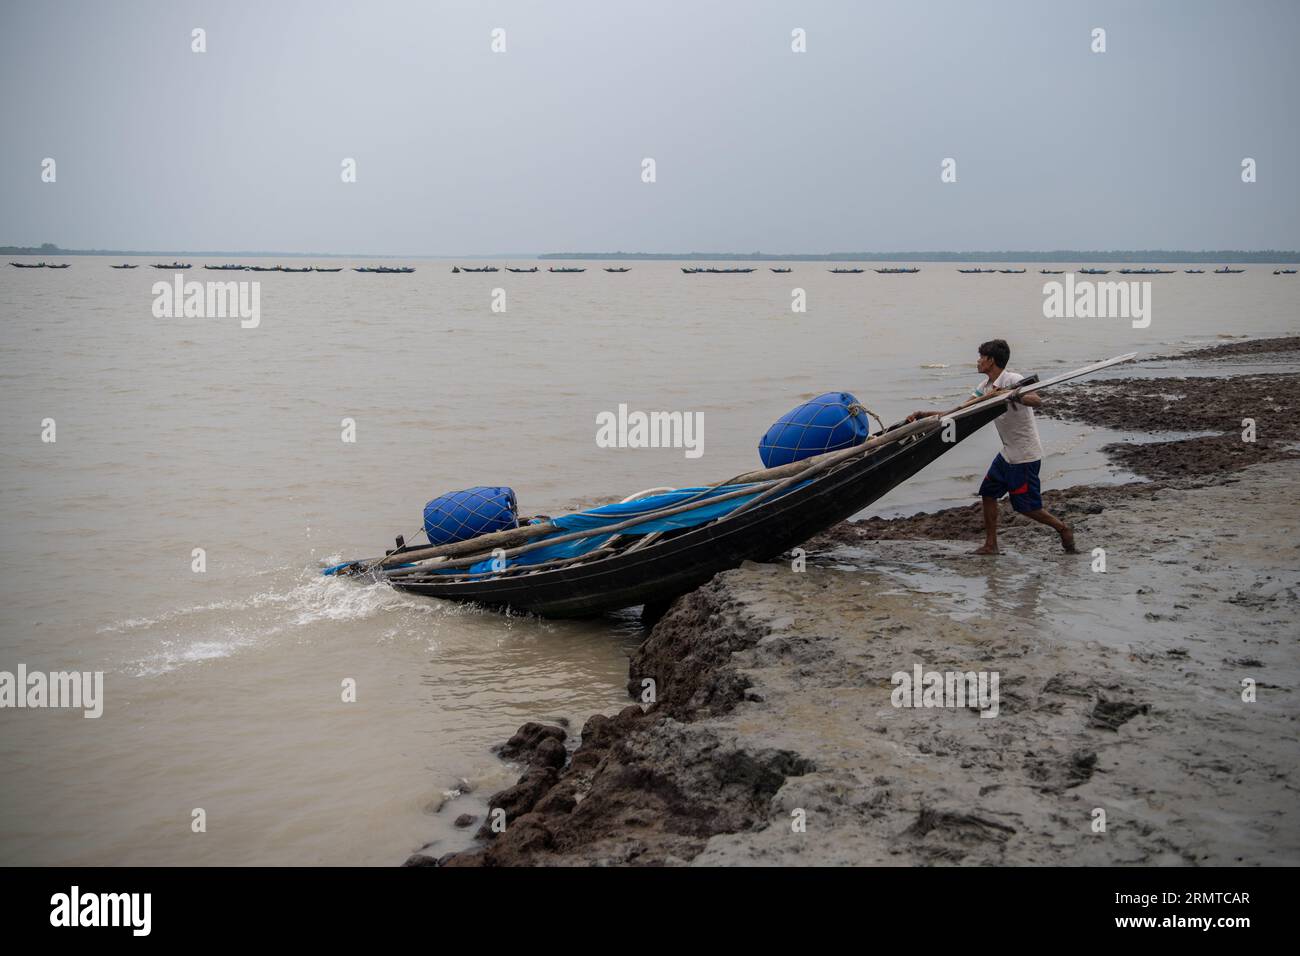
[972,370,1043,464]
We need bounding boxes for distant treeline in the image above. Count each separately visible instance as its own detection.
[6,244,1297,263]
[541,250,1300,263]
[0,243,366,258]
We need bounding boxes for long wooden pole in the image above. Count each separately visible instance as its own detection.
[388,417,950,577]
[350,352,1136,577]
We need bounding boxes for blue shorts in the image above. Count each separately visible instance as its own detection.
[978,454,1042,513]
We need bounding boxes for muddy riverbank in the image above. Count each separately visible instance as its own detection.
[419,337,1300,866]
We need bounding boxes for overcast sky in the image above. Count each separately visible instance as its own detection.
[2,0,1297,254]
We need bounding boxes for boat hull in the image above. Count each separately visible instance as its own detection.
[390,403,1004,617]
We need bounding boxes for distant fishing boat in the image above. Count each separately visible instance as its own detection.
[151,262,192,269]
[461,266,500,273]
[248,265,279,272]
[603,267,631,273]
[1275,269,1297,275]
[1185,269,1205,274]
[701,267,755,273]
[506,267,539,273]
[46,263,71,269]
[1039,269,1065,274]
[875,267,919,274]
[1214,267,1245,274]
[110,264,138,269]
[1118,268,1174,275]
[204,264,247,271]
[682,267,699,274]
[355,266,415,273]
[1078,268,1110,275]
[828,268,865,274]
[958,268,997,274]
[9,262,46,268]
[314,267,343,272]
[999,268,1027,274]
[548,267,586,273]
[280,266,312,272]
[770,267,792,273]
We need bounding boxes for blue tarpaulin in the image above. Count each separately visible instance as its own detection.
[452,481,803,575]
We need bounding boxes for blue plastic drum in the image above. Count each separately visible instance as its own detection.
[423,486,519,545]
[758,392,870,468]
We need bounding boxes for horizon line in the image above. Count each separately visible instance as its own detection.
[4,245,1300,263]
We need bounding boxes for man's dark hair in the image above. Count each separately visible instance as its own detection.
[979,339,1011,369]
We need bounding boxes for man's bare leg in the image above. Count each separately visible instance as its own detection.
[1020,507,1077,553]
[973,496,1000,554]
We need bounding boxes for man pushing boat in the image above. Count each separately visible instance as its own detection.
[909,339,1077,555]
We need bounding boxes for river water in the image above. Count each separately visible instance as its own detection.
[1,257,1295,863]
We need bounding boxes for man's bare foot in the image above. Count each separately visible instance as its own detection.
[972,543,1000,555]
[1059,526,1077,553]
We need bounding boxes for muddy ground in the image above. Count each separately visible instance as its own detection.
[418,336,1300,867]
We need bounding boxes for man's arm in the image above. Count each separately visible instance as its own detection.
[1010,388,1042,408]
[911,382,1023,422]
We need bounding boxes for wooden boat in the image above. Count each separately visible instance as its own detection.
[354,266,415,273]
[1214,267,1245,274]
[461,266,499,273]
[110,264,138,269]
[1078,269,1110,275]
[548,267,586,273]
[10,262,47,268]
[45,263,71,269]
[875,267,919,274]
[506,267,540,273]
[705,268,755,273]
[329,354,1133,618]
[958,268,997,274]
[682,267,700,274]
[770,268,792,273]
[248,266,279,272]
[314,267,343,272]
[280,266,313,272]
[828,268,865,274]
[1039,270,1065,274]
[1118,268,1174,275]
[998,268,1027,274]
[151,263,192,269]
[1275,269,1297,275]
[603,267,631,273]
[1185,269,1205,274]
[204,264,247,271]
